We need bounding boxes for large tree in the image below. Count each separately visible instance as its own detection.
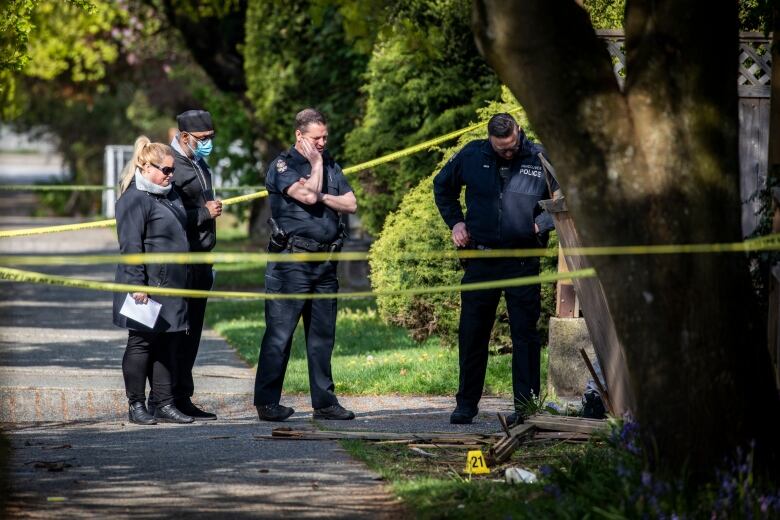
[472,0,780,479]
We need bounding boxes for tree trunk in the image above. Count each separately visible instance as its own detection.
[472,0,780,479]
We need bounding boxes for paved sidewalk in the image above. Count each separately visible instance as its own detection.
[0,216,512,518]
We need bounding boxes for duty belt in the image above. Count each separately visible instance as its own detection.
[288,235,331,252]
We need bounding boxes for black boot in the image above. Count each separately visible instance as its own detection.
[128,401,157,425]
[176,398,217,421]
[256,403,295,422]
[154,404,194,424]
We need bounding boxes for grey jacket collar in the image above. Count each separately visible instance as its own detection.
[134,168,172,196]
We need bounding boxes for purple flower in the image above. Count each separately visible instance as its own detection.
[544,483,562,499]
[539,464,553,477]
[641,471,652,487]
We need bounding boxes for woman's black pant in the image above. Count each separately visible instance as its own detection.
[122,330,183,407]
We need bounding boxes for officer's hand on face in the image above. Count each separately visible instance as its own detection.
[132,292,149,304]
[298,136,322,164]
[452,222,470,247]
[206,199,223,219]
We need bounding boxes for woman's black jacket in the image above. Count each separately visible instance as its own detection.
[112,179,190,332]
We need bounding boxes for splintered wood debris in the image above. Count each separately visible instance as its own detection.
[258,413,606,468]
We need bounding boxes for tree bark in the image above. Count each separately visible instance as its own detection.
[473,0,780,479]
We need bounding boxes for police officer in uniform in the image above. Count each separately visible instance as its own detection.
[152,109,223,421]
[433,113,560,425]
[254,108,357,422]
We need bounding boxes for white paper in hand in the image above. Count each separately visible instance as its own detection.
[119,293,162,329]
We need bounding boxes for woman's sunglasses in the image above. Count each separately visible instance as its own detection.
[150,163,175,176]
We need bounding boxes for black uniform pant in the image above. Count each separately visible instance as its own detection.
[254,258,339,409]
[456,257,542,413]
[123,330,183,407]
[176,264,213,401]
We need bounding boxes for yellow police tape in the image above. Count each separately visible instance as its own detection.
[0,266,596,300]
[0,109,520,239]
[1,233,777,266]
[0,190,267,238]
[0,185,264,192]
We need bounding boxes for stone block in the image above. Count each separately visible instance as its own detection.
[547,317,595,398]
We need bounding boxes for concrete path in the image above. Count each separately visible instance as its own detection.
[0,212,512,518]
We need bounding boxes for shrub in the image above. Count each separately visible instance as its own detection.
[370,87,558,348]
[344,0,501,235]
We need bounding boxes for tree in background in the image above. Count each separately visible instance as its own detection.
[344,0,501,235]
[472,0,780,479]
[244,0,368,160]
[3,0,259,216]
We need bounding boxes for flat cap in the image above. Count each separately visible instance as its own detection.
[177,110,214,132]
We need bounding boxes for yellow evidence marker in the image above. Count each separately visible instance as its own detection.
[464,450,490,474]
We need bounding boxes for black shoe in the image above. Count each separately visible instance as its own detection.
[450,407,478,424]
[176,399,217,421]
[147,402,156,417]
[582,390,606,419]
[154,404,194,424]
[506,412,525,426]
[313,404,355,420]
[256,403,295,422]
[128,401,157,425]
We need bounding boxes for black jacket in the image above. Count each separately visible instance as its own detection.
[172,148,217,252]
[433,134,558,248]
[112,180,190,332]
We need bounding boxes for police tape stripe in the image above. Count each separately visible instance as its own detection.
[0,189,268,238]
[0,185,265,192]
[1,233,778,266]
[0,219,119,238]
[341,108,522,175]
[0,266,596,300]
[0,110,519,238]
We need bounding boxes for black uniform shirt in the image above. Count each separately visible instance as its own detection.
[266,146,353,244]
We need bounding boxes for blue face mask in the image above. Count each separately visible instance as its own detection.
[194,138,213,159]
[186,136,213,159]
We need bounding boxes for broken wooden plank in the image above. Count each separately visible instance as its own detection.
[539,192,635,415]
[532,431,591,442]
[262,427,496,444]
[525,414,607,434]
[407,443,486,449]
[486,423,536,466]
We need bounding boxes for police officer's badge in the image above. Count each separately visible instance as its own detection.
[276,159,288,173]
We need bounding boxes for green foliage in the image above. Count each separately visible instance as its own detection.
[344,0,501,235]
[583,0,625,29]
[583,0,770,32]
[369,87,558,349]
[0,0,105,118]
[23,1,122,82]
[0,0,37,73]
[243,0,369,158]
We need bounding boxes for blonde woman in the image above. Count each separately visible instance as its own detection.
[112,136,193,425]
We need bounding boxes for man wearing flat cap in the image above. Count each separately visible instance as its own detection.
[148,109,223,420]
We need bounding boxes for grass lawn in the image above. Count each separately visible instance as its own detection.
[204,219,547,396]
[342,438,588,519]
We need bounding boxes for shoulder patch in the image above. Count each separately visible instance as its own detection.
[276,159,288,173]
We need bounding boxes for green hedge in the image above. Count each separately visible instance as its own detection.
[370,88,558,349]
